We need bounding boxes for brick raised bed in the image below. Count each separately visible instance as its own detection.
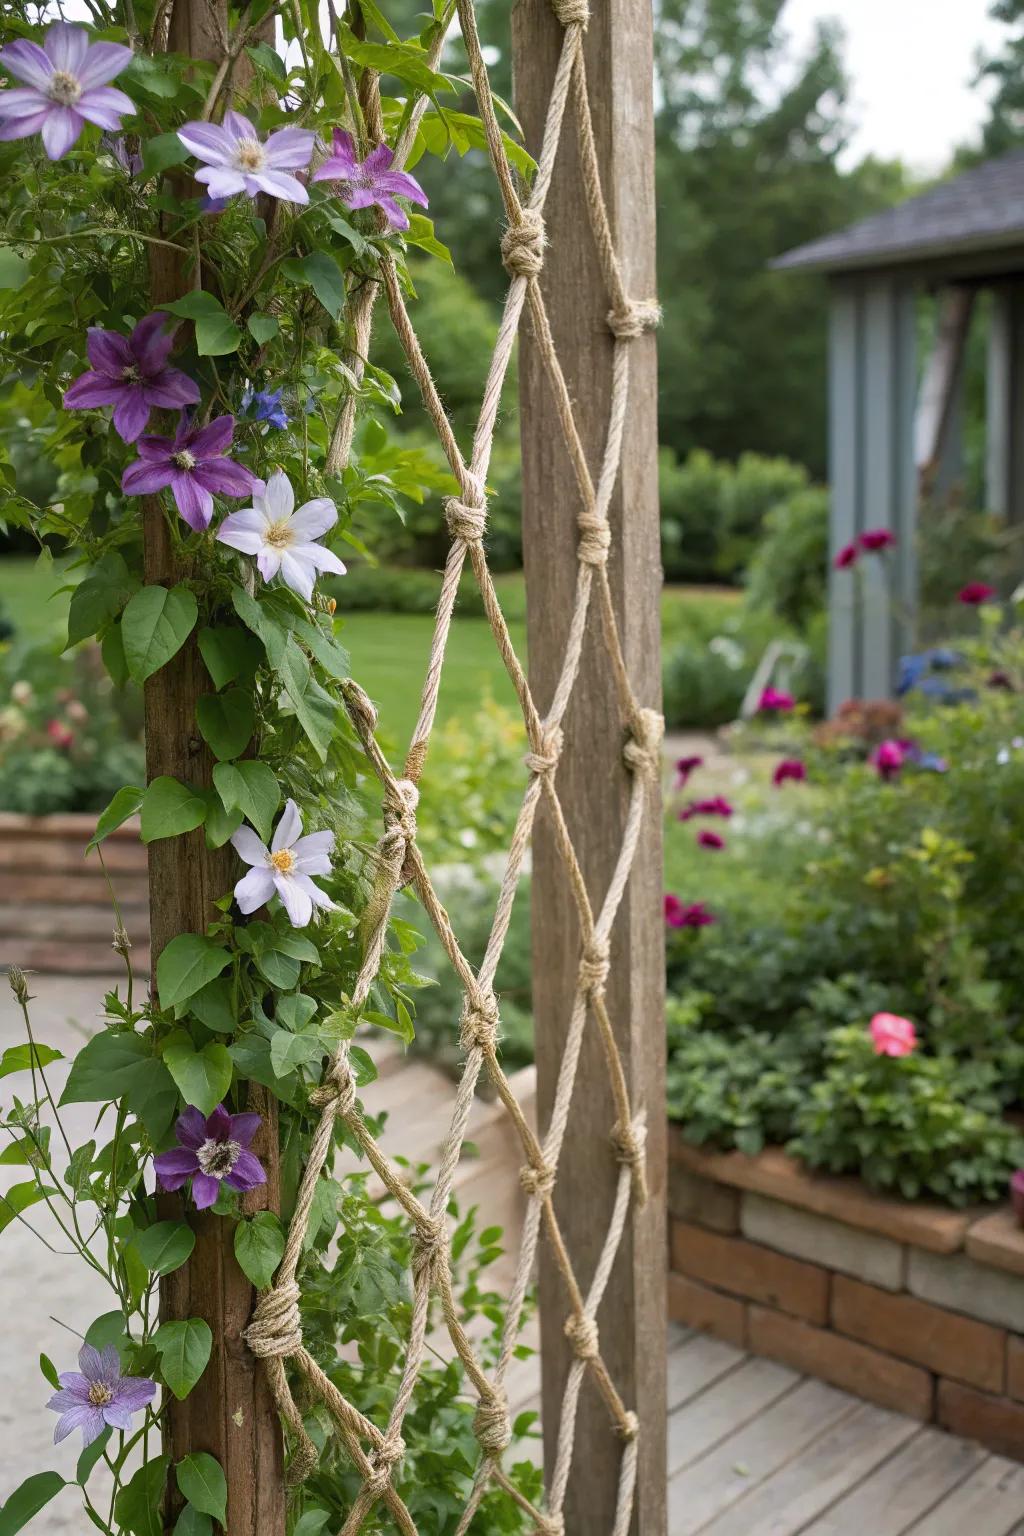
[0,812,150,974]
[669,1126,1024,1460]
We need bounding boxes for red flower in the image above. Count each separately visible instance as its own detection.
[679,795,733,821]
[859,528,896,553]
[834,542,858,570]
[870,739,905,781]
[959,582,997,605]
[987,670,1014,691]
[758,686,795,713]
[773,758,806,787]
[664,895,716,929]
[697,829,725,850]
[46,719,73,749]
[673,754,704,789]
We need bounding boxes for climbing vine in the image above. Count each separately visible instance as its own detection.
[0,2,540,1531]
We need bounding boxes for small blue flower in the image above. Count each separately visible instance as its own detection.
[253,389,288,430]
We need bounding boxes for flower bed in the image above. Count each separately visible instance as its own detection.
[669,1128,1024,1459]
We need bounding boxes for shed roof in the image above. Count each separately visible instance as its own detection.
[775,150,1024,275]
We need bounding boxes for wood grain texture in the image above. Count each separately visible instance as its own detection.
[513,0,666,1529]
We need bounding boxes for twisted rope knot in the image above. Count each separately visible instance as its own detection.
[623,707,664,779]
[618,1410,640,1443]
[342,678,379,738]
[578,938,610,997]
[501,208,546,277]
[524,722,563,777]
[564,1312,599,1360]
[535,1517,565,1536]
[550,0,588,25]
[460,991,500,1053]
[309,1058,358,1115]
[445,496,488,545]
[577,512,611,567]
[607,298,661,340]
[366,1436,405,1497]
[519,1160,556,1198]
[244,1279,303,1359]
[473,1386,512,1455]
[288,1436,321,1485]
[384,777,419,843]
[611,1116,646,1170]
[411,1214,446,1274]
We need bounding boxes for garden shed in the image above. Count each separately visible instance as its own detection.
[775,149,1024,713]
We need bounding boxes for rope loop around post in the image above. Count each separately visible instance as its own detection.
[459,990,501,1053]
[564,1312,599,1360]
[549,0,589,26]
[524,721,563,777]
[473,1385,513,1456]
[501,207,547,278]
[445,496,488,545]
[623,706,664,779]
[606,297,661,340]
[576,512,611,567]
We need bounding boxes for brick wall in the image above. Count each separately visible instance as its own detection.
[668,1130,1024,1461]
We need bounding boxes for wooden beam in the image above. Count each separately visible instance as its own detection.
[915,287,973,496]
[513,0,667,1530]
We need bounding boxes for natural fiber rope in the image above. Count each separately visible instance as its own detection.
[243,1,663,1531]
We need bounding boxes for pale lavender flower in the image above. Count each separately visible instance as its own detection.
[121,414,255,531]
[217,468,346,602]
[177,111,314,203]
[154,1104,266,1210]
[47,1344,155,1446]
[63,314,199,443]
[100,130,142,176]
[0,23,133,161]
[231,798,337,928]
[311,128,427,231]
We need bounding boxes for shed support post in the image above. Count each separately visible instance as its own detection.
[987,283,1024,526]
[513,0,667,1530]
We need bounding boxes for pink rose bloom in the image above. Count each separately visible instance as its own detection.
[697,829,725,850]
[870,739,905,781]
[47,719,73,749]
[959,582,997,605]
[758,686,795,713]
[834,542,858,570]
[773,758,806,787]
[869,1012,917,1057]
[860,528,896,552]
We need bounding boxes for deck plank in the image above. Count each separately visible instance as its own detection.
[806,1424,988,1535]
[668,1378,857,1534]
[904,1456,1024,1536]
[667,1332,747,1407]
[669,1357,799,1477]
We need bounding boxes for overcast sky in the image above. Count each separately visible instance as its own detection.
[784,0,1007,170]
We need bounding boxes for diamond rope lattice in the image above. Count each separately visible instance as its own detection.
[243,1,661,1530]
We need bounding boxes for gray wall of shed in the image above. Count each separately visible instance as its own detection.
[987,283,1024,524]
[827,276,918,712]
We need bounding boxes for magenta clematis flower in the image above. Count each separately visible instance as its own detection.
[0,23,133,161]
[664,895,716,929]
[231,798,337,928]
[679,795,733,822]
[860,528,896,553]
[758,686,795,713]
[47,1344,155,1446]
[63,314,199,443]
[959,581,997,605]
[154,1104,266,1211]
[312,128,427,232]
[673,754,703,789]
[834,542,858,570]
[773,758,806,787]
[870,738,905,782]
[177,111,315,204]
[697,829,725,851]
[869,1012,917,1058]
[217,469,346,603]
[121,414,255,530]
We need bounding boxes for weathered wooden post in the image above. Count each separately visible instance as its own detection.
[513,0,667,1528]
[147,3,285,1529]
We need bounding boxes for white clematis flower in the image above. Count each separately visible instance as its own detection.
[230,798,337,928]
[216,469,347,602]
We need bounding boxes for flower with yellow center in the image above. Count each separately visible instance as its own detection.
[177,110,315,205]
[231,797,337,928]
[216,469,346,603]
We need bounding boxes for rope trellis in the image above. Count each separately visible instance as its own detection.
[244,0,662,1529]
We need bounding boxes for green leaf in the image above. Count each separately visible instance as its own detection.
[174,1506,213,1536]
[246,313,279,344]
[282,251,345,319]
[125,1059,179,1144]
[156,934,232,1010]
[39,1353,59,1389]
[197,625,261,690]
[187,976,237,1034]
[101,621,129,686]
[292,1513,332,1536]
[131,1220,196,1276]
[141,776,207,844]
[176,1454,226,1527]
[0,1180,56,1235]
[405,214,451,265]
[0,1042,62,1078]
[201,791,243,850]
[230,585,288,667]
[143,131,191,177]
[153,1319,212,1400]
[76,1426,111,1487]
[269,1029,321,1077]
[255,948,301,990]
[234,1211,285,1289]
[113,1455,169,1536]
[122,584,198,683]
[160,292,242,357]
[322,209,368,257]
[60,1031,152,1104]
[245,39,287,78]
[0,1472,65,1536]
[0,248,30,292]
[84,1311,128,1353]
[88,785,144,850]
[196,688,255,761]
[276,993,317,1031]
[278,638,337,760]
[67,552,138,647]
[162,1030,233,1116]
[212,760,279,842]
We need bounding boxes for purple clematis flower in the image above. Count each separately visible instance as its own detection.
[0,23,134,161]
[154,1104,266,1211]
[177,111,315,204]
[48,1344,155,1446]
[63,314,200,443]
[312,128,427,232]
[121,414,255,530]
[231,797,338,928]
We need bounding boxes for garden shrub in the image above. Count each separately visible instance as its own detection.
[744,485,829,631]
[659,448,811,585]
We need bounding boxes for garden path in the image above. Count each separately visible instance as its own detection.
[5,975,1024,1534]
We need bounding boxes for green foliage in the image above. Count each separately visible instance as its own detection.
[0,1472,66,1536]
[659,449,810,584]
[175,1454,227,1527]
[152,1320,213,1401]
[745,486,830,631]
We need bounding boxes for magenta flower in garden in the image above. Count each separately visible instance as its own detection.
[63,314,200,443]
[178,111,315,203]
[154,1104,266,1210]
[664,895,716,929]
[47,1344,155,1446]
[773,757,806,787]
[679,795,733,821]
[869,1012,917,1058]
[870,738,905,781]
[859,528,896,552]
[673,754,703,788]
[834,542,858,570]
[217,469,346,602]
[312,128,427,232]
[122,414,255,530]
[959,581,997,605]
[0,23,133,161]
[758,686,795,713]
[696,829,725,851]
[231,798,337,928]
